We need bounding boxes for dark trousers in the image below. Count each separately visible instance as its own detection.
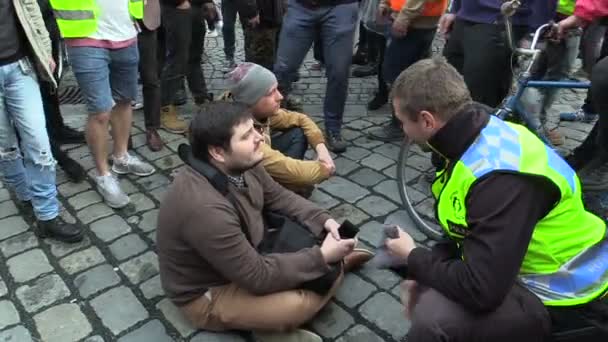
[221,0,241,59]
[270,128,308,160]
[138,28,161,129]
[444,19,526,108]
[243,25,280,71]
[160,4,208,106]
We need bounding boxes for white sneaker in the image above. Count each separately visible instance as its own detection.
[96,174,129,208]
[207,29,219,38]
[112,153,155,177]
[253,329,322,342]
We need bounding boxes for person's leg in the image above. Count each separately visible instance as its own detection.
[270,128,308,160]
[221,0,238,63]
[188,4,211,106]
[407,285,551,342]
[443,19,465,74]
[319,2,358,151]
[138,28,163,151]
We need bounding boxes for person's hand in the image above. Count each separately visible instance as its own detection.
[320,233,356,264]
[438,13,456,35]
[248,14,260,28]
[323,218,341,240]
[49,58,56,74]
[203,3,217,20]
[316,144,335,175]
[392,14,409,38]
[557,15,585,39]
[177,0,191,9]
[400,280,420,320]
[385,226,417,260]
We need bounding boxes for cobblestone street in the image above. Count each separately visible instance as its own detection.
[0,27,595,342]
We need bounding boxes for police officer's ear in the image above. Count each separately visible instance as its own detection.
[419,110,437,129]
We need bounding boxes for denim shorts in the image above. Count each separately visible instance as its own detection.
[67,44,139,114]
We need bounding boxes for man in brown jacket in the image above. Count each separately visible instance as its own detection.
[157,101,372,342]
[224,63,335,196]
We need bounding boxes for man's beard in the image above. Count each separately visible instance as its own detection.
[227,157,264,175]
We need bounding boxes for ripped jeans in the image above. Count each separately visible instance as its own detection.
[0,58,59,221]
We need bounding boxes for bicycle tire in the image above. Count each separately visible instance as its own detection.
[397,139,446,241]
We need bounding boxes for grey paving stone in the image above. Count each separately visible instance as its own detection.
[319,177,369,204]
[59,246,105,274]
[135,145,173,161]
[153,154,184,171]
[0,200,18,219]
[73,264,121,298]
[90,286,148,335]
[0,232,38,258]
[119,178,139,195]
[358,220,385,248]
[360,154,395,171]
[0,188,9,202]
[135,173,170,191]
[139,274,163,299]
[139,209,159,232]
[355,196,398,217]
[147,231,156,243]
[57,181,91,197]
[15,274,70,313]
[349,168,386,187]
[374,143,401,160]
[190,331,247,342]
[358,268,401,289]
[0,216,29,241]
[7,249,53,283]
[119,251,159,284]
[156,298,196,338]
[413,198,436,221]
[341,128,363,141]
[45,235,91,258]
[335,324,384,342]
[76,202,114,224]
[373,179,401,204]
[342,146,372,162]
[382,164,397,179]
[345,119,374,130]
[149,187,167,203]
[0,300,20,328]
[359,292,410,340]
[109,234,148,261]
[117,320,173,342]
[67,190,102,210]
[0,278,7,297]
[335,273,377,307]
[310,302,355,339]
[385,210,428,242]
[90,215,131,242]
[352,136,384,149]
[124,193,155,216]
[34,303,92,342]
[83,336,104,342]
[334,157,360,176]
[330,204,370,226]
[309,190,340,210]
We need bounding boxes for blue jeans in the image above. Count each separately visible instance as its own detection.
[271,128,308,160]
[0,58,58,221]
[274,0,358,134]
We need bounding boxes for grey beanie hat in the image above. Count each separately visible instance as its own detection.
[226,63,277,106]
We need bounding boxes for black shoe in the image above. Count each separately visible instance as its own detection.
[282,97,302,111]
[57,154,87,183]
[173,88,187,106]
[367,91,388,110]
[55,126,85,144]
[325,130,347,153]
[352,64,378,78]
[367,121,404,142]
[16,200,35,222]
[36,217,84,243]
[352,49,368,66]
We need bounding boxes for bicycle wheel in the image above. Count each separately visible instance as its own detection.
[396,139,446,241]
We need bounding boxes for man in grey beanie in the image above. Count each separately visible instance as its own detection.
[224,63,335,196]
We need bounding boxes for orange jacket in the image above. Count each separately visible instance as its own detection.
[389,0,448,16]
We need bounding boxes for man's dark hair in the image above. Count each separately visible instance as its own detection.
[189,101,252,161]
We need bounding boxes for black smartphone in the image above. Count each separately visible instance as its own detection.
[339,220,359,239]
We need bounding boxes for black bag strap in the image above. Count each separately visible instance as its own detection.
[178,144,252,243]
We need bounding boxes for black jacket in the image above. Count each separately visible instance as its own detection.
[235,0,285,27]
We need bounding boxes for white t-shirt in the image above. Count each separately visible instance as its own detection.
[90,0,138,41]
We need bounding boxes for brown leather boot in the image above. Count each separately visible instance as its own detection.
[146,128,163,152]
[161,105,187,134]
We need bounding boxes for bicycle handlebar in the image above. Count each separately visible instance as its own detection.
[501,0,555,57]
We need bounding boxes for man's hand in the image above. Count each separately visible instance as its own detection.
[392,14,409,38]
[557,15,585,39]
[385,226,417,260]
[177,0,191,9]
[49,58,56,74]
[248,14,260,28]
[320,233,356,264]
[324,218,341,240]
[438,13,456,35]
[316,143,335,175]
[203,3,217,20]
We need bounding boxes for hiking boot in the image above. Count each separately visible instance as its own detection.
[367,91,388,110]
[560,108,597,123]
[281,97,303,111]
[36,217,83,243]
[367,121,404,142]
[16,200,35,222]
[325,130,347,153]
[343,248,374,272]
[96,174,130,208]
[56,153,87,183]
[112,153,155,177]
[146,128,163,152]
[56,125,85,144]
[253,329,322,342]
[161,105,188,134]
[352,63,378,77]
[352,47,368,66]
